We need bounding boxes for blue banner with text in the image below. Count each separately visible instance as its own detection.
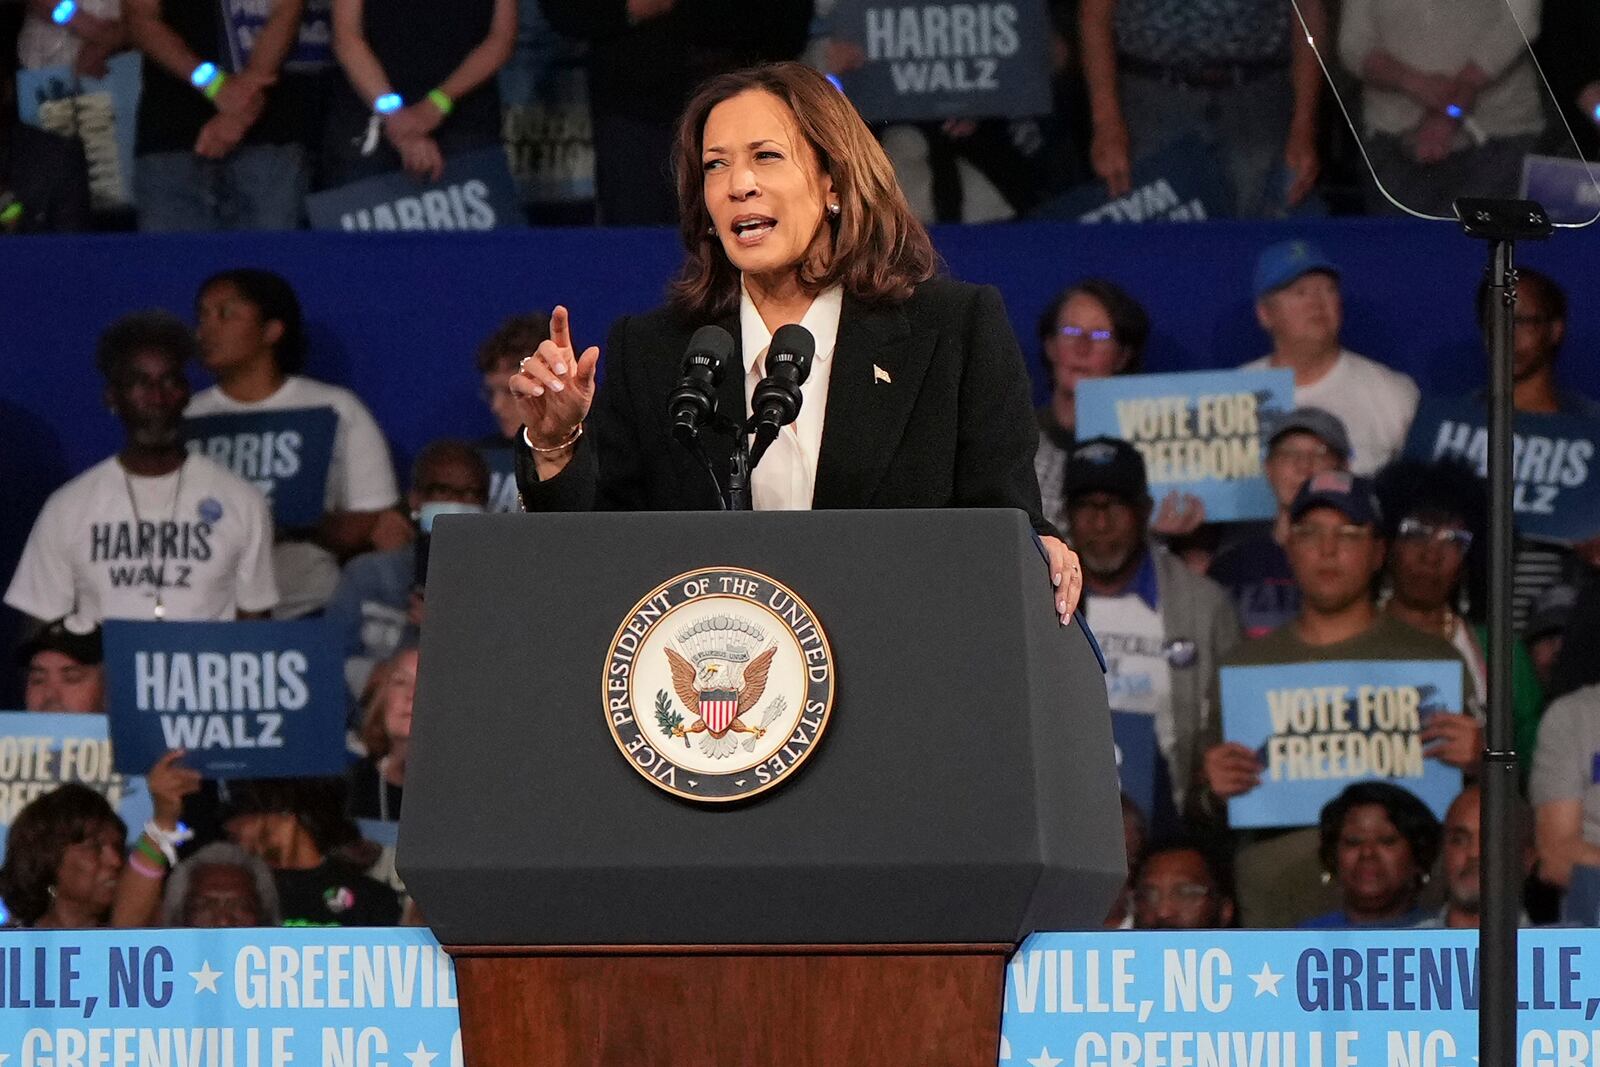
[1221,659,1464,829]
[184,408,337,530]
[1001,929,1600,1067]
[103,621,347,778]
[1076,369,1295,522]
[4,929,1600,1067]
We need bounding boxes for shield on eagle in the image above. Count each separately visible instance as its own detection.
[699,689,740,733]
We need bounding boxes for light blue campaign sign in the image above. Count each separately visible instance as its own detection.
[306,148,527,232]
[0,713,151,868]
[0,927,460,1066]
[15,51,142,207]
[1076,369,1296,522]
[1404,394,1600,545]
[184,408,338,529]
[1221,660,1463,829]
[103,620,348,779]
[1001,929,1600,1067]
[829,0,1053,122]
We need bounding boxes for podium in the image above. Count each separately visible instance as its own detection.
[401,509,1122,1067]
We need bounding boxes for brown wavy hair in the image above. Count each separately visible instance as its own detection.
[669,62,937,321]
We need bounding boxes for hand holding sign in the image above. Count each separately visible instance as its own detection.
[509,305,600,458]
[1202,741,1262,799]
[1420,712,1482,770]
[144,749,202,834]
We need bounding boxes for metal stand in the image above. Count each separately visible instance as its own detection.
[1453,197,1552,1067]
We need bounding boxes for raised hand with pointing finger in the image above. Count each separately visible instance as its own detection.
[508,305,600,479]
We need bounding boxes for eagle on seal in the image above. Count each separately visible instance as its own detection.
[666,645,776,758]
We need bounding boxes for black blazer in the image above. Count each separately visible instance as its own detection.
[514,276,1054,536]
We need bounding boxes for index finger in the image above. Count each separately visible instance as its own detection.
[550,305,573,352]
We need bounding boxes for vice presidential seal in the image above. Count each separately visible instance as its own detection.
[603,567,835,802]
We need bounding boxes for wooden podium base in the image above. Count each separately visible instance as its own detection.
[446,943,1011,1067]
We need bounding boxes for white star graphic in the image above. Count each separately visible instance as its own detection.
[1249,962,1284,997]
[0,1051,12,1066]
[404,1041,437,1067]
[189,961,222,995]
[1028,1048,1064,1067]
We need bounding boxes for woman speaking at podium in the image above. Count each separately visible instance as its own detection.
[506,61,1083,621]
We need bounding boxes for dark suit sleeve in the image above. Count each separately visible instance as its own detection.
[514,315,651,512]
[953,284,1058,539]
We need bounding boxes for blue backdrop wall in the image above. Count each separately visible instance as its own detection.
[4,217,1598,488]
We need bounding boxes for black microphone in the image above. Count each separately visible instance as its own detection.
[668,325,735,444]
[749,324,815,460]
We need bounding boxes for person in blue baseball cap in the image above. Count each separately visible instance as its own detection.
[1191,467,1474,928]
[1240,239,1420,477]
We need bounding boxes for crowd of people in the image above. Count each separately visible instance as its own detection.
[1,225,1597,933]
[4,0,1599,232]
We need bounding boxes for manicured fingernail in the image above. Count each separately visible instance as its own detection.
[1057,599,1066,614]
[1052,572,1062,585]
[550,380,564,392]
[554,362,566,374]
[530,386,544,396]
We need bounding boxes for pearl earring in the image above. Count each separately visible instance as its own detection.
[707,224,717,237]
[827,202,840,217]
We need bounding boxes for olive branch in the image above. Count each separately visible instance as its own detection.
[655,689,687,746]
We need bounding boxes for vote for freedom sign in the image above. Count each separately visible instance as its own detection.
[1220,659,1464,829]
[103,620,347,779]
[0,712,152,866]
[1076,369,1296,522]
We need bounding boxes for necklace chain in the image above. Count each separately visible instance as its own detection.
[122,457,187,620]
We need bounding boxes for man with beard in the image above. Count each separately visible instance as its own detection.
[1065,437,1240,836]
[1132,839,1237,930]
[1193,471,1470,927]
[5,311,277,628]
[1415,784,1533,928]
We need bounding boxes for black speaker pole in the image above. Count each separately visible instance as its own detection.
[1454,197,1552,1067]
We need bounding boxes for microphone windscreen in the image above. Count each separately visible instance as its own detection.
[685,324,736,367]
[769,323,816,382]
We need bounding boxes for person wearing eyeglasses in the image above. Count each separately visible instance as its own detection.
[1034,279,1205,538]
[1131,838,1237,930]
[1208,406,1350,639]
[1470,268,1600,634]
[1191,470,1470,927]
[1375,458,1543,777]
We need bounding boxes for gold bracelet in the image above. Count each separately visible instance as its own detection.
[530,422,583,454]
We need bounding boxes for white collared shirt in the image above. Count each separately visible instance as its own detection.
[740,281,843,511]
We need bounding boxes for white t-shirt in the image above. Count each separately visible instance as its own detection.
[186,376,400,514]
[5,454,278,623]
[1086,590,1175,759]
[1241,349,1419,476]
